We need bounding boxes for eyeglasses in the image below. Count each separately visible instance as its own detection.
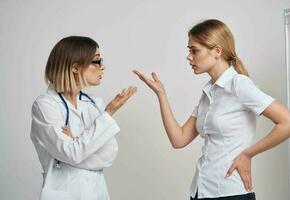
[91,58,103,66]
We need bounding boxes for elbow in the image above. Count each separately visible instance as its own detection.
[285,113,290,137]
[280,120,290,139]
[72,158,83,165]
[287,120,290,138]
[172,145,183,149]
[171,142,186,149]
[55,155,83,166]
[64,153,84,165]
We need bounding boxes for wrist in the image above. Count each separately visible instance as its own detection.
[157,91,166,99]
[105,109,113,116]
[242,149,254,159]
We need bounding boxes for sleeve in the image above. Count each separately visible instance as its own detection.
[74,97,118,170]
[191,94,203,118]
[30,98,120,167]
[75,138,118,170]
[94,97,106,111]
[191,106,198,118]
[234,75,275,116]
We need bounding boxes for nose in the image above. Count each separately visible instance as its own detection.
[186,53,192,62]
[100,64,105,70]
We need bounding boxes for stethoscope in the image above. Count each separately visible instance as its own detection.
[55,91,100,169]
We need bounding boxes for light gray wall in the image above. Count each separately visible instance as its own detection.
[0,0,289,200]
[285,8,290,200]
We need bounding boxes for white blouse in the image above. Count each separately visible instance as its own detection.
[190,67,274,198]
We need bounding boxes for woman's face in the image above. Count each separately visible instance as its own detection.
[82,48,105,86]
[186,37,217,74]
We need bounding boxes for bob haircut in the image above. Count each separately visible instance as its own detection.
[45,36,99,93]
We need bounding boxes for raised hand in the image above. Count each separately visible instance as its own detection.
[105,86,137,116]
[133,70,166,96]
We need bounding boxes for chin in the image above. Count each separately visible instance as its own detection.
[194,71,203,75]
[90,81,101,86]
[193,68,205,75]
[192,69,200,74]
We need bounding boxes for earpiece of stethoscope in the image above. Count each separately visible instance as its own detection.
[55,91,97,170]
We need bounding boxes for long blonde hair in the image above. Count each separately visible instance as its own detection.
[188,19,249,76]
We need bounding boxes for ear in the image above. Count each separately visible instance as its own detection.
[72,63,80,74]
[213,45,223,59]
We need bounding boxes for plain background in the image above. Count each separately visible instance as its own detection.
[0,0,290,199]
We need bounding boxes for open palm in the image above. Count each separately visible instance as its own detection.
[133,69,165,96]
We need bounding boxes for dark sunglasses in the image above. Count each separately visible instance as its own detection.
[91,58,103,66]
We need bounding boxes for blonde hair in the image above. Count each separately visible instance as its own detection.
[45,36,99,93]
[188,19,249,76]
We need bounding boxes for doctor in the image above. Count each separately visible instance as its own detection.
[30,36,136,200]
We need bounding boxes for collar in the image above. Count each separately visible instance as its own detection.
[202,66,237,94]
[46,84,82,108]
[47,84,84,116]
[46,84,63,103]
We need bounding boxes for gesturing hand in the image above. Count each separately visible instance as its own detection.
[105,86,137,116]
[133,70,166,96]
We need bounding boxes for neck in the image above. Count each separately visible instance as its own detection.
[208,60,230,83]
[63,88,80,109]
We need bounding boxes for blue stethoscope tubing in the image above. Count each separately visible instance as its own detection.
[58,91,97,126]
[55,91,99,169]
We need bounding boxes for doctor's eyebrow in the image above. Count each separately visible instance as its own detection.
[187,45,198,49]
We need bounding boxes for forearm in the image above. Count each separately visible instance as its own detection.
[70,137,118,170]
[244,123,290,158]
[72,149,117,170]
[32,111,119,165]
[157,93,183,147]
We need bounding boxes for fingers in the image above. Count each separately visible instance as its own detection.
[61,126,70,133]
[239,170,252,192]
[120,89,126,96]
[61,126,74,138]
[133,70,159,83]
[118,86,137,98]
[132,70,148,83]
[120,86,137,100]
[226,163,236,178]
[226,161,253,192]
[131,86,137,94]
[152,72,159,81]
[113,86,137,107]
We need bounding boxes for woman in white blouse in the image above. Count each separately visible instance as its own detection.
[30,36,136,200]
[133,19,290,199]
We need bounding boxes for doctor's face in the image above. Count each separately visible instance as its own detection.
[186,37,217,74]
[82,48,105,86]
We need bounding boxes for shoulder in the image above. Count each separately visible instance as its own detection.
[34,93,59,106]
[230,74,255,96]
[232,74,253,85]
[32,93,61,114]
